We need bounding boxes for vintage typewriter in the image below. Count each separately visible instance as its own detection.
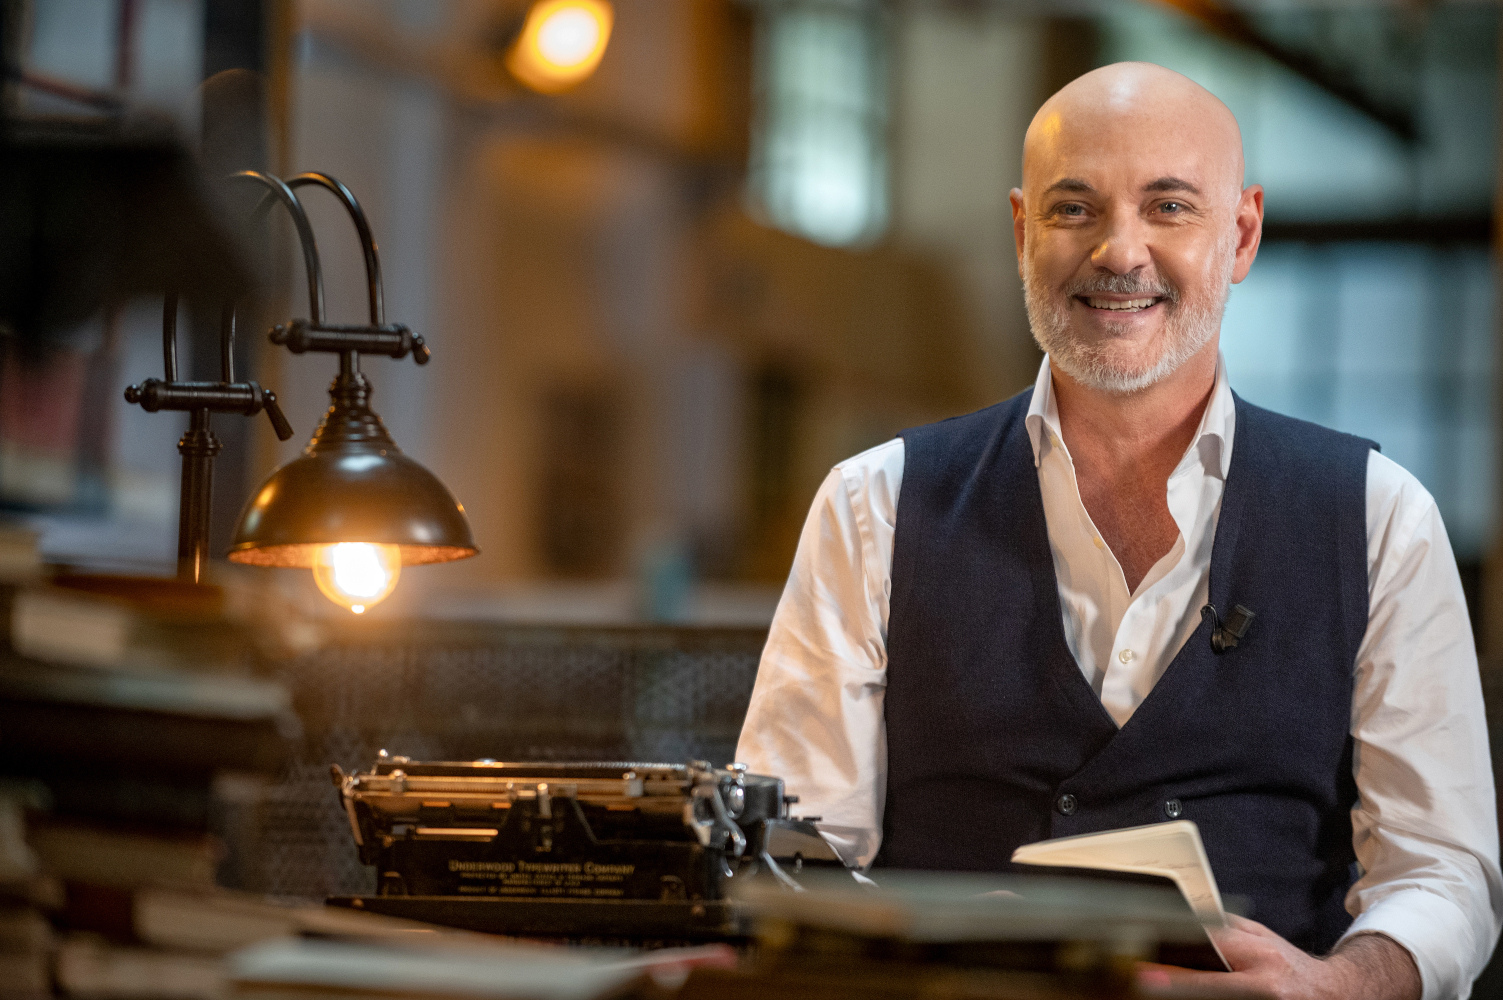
[325,755,845,940]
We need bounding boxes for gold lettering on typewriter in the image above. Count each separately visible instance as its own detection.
[446,857,636,896]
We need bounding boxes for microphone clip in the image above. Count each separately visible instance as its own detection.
[1202,603,1255,655]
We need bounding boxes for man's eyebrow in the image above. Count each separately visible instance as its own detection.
[1143,177,1202,196]
[1042,178,1095,196]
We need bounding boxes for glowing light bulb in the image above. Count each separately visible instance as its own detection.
[312,543,401,614]
[538,8,600,66]
[507,0,613,93]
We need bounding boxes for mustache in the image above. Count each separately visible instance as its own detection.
[1062,272,1180,302]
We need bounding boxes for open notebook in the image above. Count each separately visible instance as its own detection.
[1012,820,1232,970]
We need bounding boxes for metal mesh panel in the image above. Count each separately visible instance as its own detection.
[227,622,766,899]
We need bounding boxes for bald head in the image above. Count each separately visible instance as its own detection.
[1010,62,1264,397]
[1025,62,1245,204]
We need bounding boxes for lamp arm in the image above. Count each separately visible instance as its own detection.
[226,170,326,326]
[285,173,384,326]
[247,172,383,325]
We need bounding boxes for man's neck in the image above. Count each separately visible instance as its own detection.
[1051,344,1219,474]
[1050,343,1220,594]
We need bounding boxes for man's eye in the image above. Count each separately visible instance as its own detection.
[1058,204,1085,216]
[1159,201,1183,213]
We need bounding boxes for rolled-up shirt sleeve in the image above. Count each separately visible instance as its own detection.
[735,441,902,869]
[1341,451,1503,999]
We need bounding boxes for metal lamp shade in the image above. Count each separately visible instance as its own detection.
[227,371,477,568]
[228,449,476,567]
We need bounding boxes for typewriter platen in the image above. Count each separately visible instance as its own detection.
[326,756,844,938]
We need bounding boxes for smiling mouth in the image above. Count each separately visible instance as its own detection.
[1076,295,1165,312]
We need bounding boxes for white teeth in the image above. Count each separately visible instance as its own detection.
[1085,296,1158,311]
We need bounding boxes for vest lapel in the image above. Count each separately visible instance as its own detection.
[1001,404,1125,734]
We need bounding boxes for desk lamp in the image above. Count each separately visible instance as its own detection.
[227,172,477,613]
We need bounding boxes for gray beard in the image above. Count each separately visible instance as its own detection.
[1023,246,1235,395]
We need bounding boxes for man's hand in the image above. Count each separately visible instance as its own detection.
[1136,914,1421,1000]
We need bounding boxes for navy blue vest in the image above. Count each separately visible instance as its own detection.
[880,389,1374,954]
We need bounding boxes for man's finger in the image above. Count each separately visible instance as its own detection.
[1137,964,1278,1000]
[1206,923,1272,968]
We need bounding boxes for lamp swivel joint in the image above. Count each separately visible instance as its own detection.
[269,320,430,365]
[124,379,294,441]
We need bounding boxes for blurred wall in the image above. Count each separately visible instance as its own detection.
[261,0,1057,616]
[891,5,1043,399]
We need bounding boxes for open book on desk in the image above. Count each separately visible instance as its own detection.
[1013,819,1232,971]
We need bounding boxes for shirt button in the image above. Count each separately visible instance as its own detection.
[1056,793,1077,816]
[1164,798,1183,819]
[1118,649,1134,664]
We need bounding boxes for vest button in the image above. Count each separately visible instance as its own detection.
[1164,798,1183,819]
[1056,793,1077,816]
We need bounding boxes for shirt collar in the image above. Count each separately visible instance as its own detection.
[1024,353,1235,480]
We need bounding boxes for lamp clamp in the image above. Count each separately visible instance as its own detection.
[125,378,294,440]
[268,319,429,365]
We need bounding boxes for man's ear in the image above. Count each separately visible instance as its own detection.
[1230,184,1264,284]
[1010,188,1027,279]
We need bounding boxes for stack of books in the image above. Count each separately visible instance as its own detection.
[0,561,297,996]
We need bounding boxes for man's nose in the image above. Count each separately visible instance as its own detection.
[1090,208,1153,275]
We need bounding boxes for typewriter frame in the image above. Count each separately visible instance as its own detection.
[332,757,841,907]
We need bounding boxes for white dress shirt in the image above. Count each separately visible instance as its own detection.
[736,355,1503,1000]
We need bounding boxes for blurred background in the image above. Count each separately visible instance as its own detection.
[5,0,1495,634]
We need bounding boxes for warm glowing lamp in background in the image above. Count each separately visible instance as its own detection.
[227,172,477,614]
[506,0,613,93]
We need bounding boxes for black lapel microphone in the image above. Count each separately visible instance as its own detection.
[1202,603,1255,654]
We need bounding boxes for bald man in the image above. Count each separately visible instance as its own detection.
[737,63,1501,999]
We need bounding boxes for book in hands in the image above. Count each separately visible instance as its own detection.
[1012,819,1232,971]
